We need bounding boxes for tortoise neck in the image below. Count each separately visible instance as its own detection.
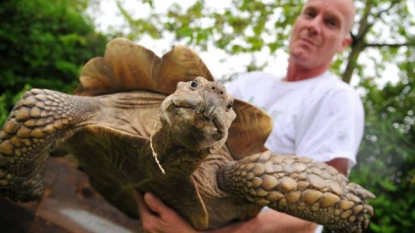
[144,126,210,177]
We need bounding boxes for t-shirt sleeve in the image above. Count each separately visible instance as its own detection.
[294,89,364,170]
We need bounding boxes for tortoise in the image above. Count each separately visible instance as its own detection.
[0,38,374,233]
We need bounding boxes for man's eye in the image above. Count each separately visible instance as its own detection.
[326,19,337,27]
[304,11,315,18]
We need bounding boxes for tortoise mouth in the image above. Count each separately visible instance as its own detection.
[165,103,227,150]
[170,98,226,135]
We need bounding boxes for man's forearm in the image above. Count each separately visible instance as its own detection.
[204,209,317,233]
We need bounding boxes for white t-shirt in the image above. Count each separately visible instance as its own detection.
[226,71,364,233]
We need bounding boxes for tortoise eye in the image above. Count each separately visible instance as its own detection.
[191,80,198,88]
[226,101,233,110]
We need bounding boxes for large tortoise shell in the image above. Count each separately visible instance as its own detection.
[75,38,273,160]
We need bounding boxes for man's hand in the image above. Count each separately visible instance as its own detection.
[134,191,198,233]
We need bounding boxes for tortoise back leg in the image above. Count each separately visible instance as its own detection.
[217,151,375,233]
[0,89,98,201]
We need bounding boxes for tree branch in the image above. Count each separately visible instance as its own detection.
[365,42,415,48]
[374,0,401,18]
[344,0,372,83]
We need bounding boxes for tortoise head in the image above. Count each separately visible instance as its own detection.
[160,76,236,152]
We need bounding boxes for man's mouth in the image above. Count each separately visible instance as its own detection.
[300,37,320,47]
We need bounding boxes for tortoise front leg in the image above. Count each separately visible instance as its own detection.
[217,151,375,233]
[0,89,97,201]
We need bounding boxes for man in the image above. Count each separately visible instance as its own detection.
[136,0,363,232]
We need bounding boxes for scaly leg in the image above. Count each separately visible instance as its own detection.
[0,89,97,201]
[217,151,375,233]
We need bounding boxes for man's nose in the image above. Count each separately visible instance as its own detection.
[307,16,321,35]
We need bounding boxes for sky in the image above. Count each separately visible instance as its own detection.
[88,0,414,87]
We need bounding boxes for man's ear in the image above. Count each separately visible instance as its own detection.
[338,36,352,53]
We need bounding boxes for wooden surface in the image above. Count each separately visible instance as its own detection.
[0,157,144,233]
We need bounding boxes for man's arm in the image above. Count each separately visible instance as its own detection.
[136,191,318,233]
[206,210,317,233]
[326,158,349,176]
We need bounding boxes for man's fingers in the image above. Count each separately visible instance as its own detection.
[133,189,151,219]
[135,191,178,220]
[136,192,196,233]
[144,192,173,218]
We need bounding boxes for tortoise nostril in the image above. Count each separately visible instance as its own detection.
[208,83,226,96]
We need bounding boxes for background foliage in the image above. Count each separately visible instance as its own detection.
[1,0,415,232]
[351,61,415,232]
[0,0,107,123]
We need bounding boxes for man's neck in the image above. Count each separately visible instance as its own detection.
[284,60,329,82]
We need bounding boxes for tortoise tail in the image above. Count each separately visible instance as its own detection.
[0,89,98,201]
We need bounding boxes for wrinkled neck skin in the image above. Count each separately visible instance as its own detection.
[139,124,212,180]
[284,58,329,82]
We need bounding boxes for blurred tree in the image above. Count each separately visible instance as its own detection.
[112,0,415,232]
[350,55,415,233]
[0,0,107,124]
[115,0,415,83]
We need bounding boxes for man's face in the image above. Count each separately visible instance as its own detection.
[289,0,354,68]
